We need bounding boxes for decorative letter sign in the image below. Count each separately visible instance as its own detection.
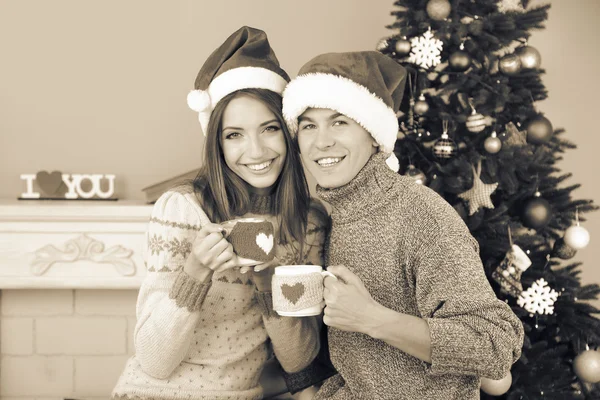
[20,171,117,200]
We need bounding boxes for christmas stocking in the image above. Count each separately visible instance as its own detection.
[492,244,532,297]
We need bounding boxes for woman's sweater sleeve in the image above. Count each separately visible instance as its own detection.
[414,230,524,379]
[133,190,212,379]
[257,200,329,374]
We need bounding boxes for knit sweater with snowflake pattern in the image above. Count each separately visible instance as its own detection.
[112,185,327,400]
[313,152,524,400]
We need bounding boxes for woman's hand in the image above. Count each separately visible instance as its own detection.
[249,257,279,292]
[184,223,240,281]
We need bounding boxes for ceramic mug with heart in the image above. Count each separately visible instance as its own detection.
[221,218,275,267]
[272,265,337,317]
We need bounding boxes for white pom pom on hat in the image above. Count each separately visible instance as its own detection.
[187,90,211,112]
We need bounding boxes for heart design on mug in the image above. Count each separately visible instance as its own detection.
[36,170,66,197]
[281,283,305,304]
[256,232,274,255]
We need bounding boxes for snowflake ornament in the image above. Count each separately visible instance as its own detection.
[409,29,443,69]
[518,278,559,315]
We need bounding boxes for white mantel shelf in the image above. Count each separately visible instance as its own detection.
[0,199,154,289]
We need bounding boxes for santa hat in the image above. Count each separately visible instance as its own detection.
[187,26,290,134]
[282,51,406,171]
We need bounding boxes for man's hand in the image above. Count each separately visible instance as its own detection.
[322,265,383,335]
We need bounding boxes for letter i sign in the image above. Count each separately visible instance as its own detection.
[19,171,116,200]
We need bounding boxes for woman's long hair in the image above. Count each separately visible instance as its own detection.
[193,88,310,251]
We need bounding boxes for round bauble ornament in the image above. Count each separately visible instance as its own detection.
[484,132,502,154]
[395,38,412,56]
[480,373,512,396]
[449,50,472,71]
[433,132,457,159]
[466,112,487,133]
[426,0,451,21]
[552,237,577,260]
[526,116,553,144]
[522,195,552,229]
[573,349,600,383]
[414,94,429,115]
[515,45,542,69]
[468,18,484,36]
[564,225,590,250]
[499,53,522,76]
[376,37,390,52]
[404,165,427,185]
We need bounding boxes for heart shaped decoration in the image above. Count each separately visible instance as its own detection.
[256,232,274,255]
[36,171,66,197]
[281,283,305,304]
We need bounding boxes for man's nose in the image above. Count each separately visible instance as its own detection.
[314,127,335,149]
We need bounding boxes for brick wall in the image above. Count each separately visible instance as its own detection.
[0,289,138,399]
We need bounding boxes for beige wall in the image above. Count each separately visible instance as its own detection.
[0,1,598,295]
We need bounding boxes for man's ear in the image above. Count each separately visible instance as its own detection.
[372,140,379,148]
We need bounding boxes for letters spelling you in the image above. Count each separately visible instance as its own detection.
[20,173,116,200]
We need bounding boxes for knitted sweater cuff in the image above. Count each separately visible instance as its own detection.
[168,270,212,312]
[425,317,479,375]
[255,289,279,319]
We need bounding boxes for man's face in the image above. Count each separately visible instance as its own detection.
[297,108,378,189]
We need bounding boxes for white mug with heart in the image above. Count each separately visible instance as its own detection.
[272,265,337,317]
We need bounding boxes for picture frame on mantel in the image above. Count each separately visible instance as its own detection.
[19,171,118,201]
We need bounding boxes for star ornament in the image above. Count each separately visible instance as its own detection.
[458,162,498,215]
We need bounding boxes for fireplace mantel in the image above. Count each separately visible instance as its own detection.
[0,200,153,289]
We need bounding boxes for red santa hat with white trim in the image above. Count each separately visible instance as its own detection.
[282,51,406,171]
[187,26,290,134]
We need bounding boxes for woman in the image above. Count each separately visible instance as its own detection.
[112,26,327,400]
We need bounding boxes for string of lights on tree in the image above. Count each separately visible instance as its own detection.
[377,0,599,398]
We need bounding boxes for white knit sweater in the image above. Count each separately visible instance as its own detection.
[112,187,327,400]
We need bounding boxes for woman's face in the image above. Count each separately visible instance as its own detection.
[220,95,287,194]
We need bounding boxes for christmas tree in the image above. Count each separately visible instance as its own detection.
[378,0,600,398]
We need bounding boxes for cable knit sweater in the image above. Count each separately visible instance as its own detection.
[313,153,524,400]
[112,186,327,400]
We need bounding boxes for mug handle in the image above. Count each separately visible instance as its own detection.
[321,270,337,280]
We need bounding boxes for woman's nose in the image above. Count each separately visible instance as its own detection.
[247,136,267,158]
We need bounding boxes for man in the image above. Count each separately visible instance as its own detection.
[281,51,524,399]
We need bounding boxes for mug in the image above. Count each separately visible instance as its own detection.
[220,217,275,267]
[271,265,337,317]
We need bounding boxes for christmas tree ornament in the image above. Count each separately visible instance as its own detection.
[552,237,577,260]
[484,131,502,154]
[503,122,527,147]
[564,209,591,250]
[409,28,443,69]
[573,347,600,384]
[466,99,487,133]
[522,192,552,229]
[433,120,457,159]
[517,278,559,315]
[376,37,390,52]
[480,373,512,396]
[413,94,429,115]
[492,228,532,297]
[515,45,542,69]
[449,43,472,72]
[426,0,451,21]
[526,115,553,144]
[394,37,412,56]
[499,53,522,76]
[404,165,427,185]
[458,161,498,215]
